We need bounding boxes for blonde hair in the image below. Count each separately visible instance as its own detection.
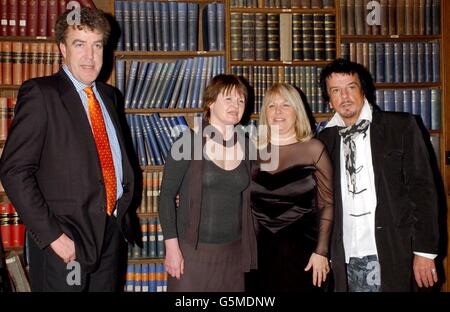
[258,83,313,148]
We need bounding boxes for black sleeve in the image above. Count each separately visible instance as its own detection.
[0,80,63,248]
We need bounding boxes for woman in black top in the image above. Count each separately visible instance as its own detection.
[158,75,257,291]
[247,83,334,291]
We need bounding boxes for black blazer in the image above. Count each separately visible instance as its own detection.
[318,109,439,291]
[0,70,136,272]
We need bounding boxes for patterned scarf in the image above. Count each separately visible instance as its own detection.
[338,119,370,196]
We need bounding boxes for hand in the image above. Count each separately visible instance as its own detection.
[304,252,330,287]
[175,194,180,208]
[50,233,76,263]
[164,238,184,279]
[413,255,438,288]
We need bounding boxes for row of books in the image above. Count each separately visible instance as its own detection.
[114,1,225,52]
[138,171,163,214]
[230,13,336,61]
[0,0,95,38]
[341,42,440,83]
[0,41,61,86]
[230,0,334,8]
[0,202,25,249]
[117,56,225,109]
[128,217,164,260]
[231,65,330,114]
[127,114,189,167]
[340,0,441,36]
[0,98,15,141]
[376,88,440,130]
[125,263,167,292]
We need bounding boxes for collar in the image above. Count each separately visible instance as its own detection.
[62,64,96,93]
[326,98,373,128]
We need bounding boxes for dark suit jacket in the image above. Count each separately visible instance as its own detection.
[318,109,439,291]
[0,70,136,272]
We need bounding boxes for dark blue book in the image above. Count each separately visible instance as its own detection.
[402,42,411,83]
[424,43,432,82]
[153,1,162,51]
[375,43,385,83]
[134,115,149,166]
[140,115,163,166]
[187,3,199,51]
[160,59,182,108]
[138,0,148,51]
[168,2,178,51]
[124,61,139,109]
[137,62,157,109]
[384,43,394,83]
[168,59,188,108]
[216,3,225,51]
[394,90,403,112]
[146,2,155,51]
[409,42,418,83]
[114,0,124,51]
[130,62,149,109]
[160,117,175,146]
[122,1,132,51]
[383,89,394,112]
[151,114,172,155]
[417,42,425,83]
[145,115,168,161]
[411,89,421,116]
[420,89,431,129]
[130,1,140,51]
[393,43,402,83]
[430,89,441,130]
[403,89,413,113]
[177,2,188,51]
[160,2,170,51]
[177,58,194,108]
[114,60,125,95]
[432,42,440,82]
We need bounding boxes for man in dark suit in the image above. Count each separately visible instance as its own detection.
[317,59,439,292]
[0,8,136,291]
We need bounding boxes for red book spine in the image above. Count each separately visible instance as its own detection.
[0,202,11,249]
[7,0,18,36]
[0,0,8,36]
[47,0,58,37]
[37,0,48,37]
[10,205,24,247]
[58,0,68,15]
[27,0,38,37]
[18,0,27,37]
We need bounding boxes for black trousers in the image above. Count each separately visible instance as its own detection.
[28,215,127,292]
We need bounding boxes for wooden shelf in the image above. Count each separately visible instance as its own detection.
[137,212,159,218]
[141,166,165,171]
[0,36,56,43]
[125,108,203,114]
[0,85,20,90]
[114,50,225,60]
[374,82,441,89]
[4,246,24,252]
[229,8,336,14]
[340,35,441,42]
[127,258,164,265]
[230,60,331,66]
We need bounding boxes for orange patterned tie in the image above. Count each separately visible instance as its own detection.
[84,86,116,216]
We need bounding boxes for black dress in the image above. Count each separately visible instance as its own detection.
[247,139,333,292]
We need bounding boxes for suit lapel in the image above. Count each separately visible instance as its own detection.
[370,110,384,193]
[57,70,99,160]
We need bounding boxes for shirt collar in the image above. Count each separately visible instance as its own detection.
[326,98,373,128]
[62,64,96,93]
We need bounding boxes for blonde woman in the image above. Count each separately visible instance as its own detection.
[247,83,334,292]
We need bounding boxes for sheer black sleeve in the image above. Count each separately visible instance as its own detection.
[311,139,334,257]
